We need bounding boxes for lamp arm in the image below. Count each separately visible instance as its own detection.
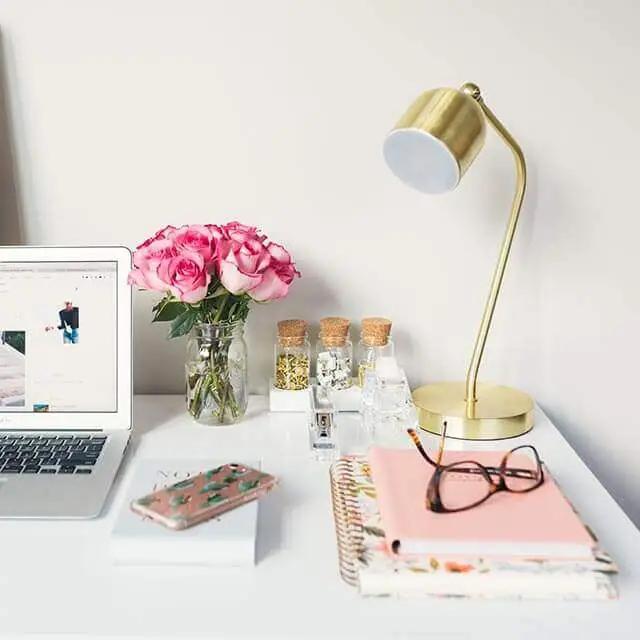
[463,91,527,408]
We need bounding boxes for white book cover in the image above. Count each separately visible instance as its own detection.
[110,459,259,567]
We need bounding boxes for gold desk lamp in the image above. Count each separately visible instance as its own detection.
[383,82,534,440]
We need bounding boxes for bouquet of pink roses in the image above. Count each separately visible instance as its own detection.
[129,222,300,335]
[129,222,300,423]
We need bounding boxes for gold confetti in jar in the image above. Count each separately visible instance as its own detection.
[274,319,311,391]
[357,317,394,387]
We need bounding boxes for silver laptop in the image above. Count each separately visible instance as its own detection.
[0,246,132,518]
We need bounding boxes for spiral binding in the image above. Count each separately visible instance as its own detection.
[329,457,366,588]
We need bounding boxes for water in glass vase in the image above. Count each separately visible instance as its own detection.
[185,322,248,425]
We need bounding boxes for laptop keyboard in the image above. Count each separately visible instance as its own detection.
[0,434,107,475]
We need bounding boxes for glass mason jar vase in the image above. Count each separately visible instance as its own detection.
[185,321,248,425]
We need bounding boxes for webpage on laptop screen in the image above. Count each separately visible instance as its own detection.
[0,261,117,413]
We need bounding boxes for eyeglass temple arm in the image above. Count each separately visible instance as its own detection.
[407,426,536,478]
[406,423,448,468]
[406,429,438,467]
[436,421,447,465]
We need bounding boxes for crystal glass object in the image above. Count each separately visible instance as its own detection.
[370,357,416,445]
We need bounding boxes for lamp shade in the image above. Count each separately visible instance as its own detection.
[383,87,486,194]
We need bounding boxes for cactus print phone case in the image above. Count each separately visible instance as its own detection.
[130,463,277,530]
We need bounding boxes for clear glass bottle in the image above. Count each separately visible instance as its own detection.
[370,357,416,445]
[185,321,248,425]
[274,319,310,391]
[357,317,394,387]
[316,317,353,390]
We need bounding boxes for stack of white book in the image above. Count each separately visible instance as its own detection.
[110,459,259,567]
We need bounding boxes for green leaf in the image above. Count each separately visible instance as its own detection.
[170,494,189,507]
[169,478,195,491]
[202,493,225,507]
[168,309,198,339]
[152,294,175,312]
[200,482,227,493]
[205,466,223,479]
[153,300,185,322]
[238,479,260,493]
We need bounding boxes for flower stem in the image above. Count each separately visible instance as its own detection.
[213,296,227,323]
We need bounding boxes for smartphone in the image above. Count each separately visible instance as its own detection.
[130,463,277,530]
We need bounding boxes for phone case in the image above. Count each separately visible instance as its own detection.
[130,463,277,530]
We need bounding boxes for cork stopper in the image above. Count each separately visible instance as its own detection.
[361,317,392,346]
[277,319,307,347]
[319,316,350,347]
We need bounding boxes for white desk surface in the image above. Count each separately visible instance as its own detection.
[1,395,638,639]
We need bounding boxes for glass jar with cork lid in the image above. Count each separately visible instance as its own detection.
[316,317,353,390]
[274,319,310,391]
[357,317,394,387]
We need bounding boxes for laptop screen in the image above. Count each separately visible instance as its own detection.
[0,261,118,413]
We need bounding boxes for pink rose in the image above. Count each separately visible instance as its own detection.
[206,224,225,242]
[128,237,178,292]
[171,224,219,266]
[218,236,272,295]
[157,251,211,303]
[136,225,177,250]
[223,221,266,245]
[249,242,300,301]
[129,220,300,305]
[214,222,262,271]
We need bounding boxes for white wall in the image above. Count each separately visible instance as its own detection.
[0,0,638,524]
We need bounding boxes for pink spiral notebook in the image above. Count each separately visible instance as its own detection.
[368,447,596,559]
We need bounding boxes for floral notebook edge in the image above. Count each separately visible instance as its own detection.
[329,455,618,599]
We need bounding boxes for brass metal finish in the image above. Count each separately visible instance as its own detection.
[413,382,534,440]
[391,82,534,440]
[462,85,527,413]
[391,88,486,185]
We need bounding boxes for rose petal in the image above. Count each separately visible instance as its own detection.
[172,224,216,263]
[173,279,209,303]
[267,242,291,264]
[127,269,150,289]
[219,259,262,294]
[136,225,178,249]
[249,267,290,301]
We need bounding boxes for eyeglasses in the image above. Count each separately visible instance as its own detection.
[407,422,544,513]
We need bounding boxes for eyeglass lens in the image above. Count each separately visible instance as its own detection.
[438,461,492,511]
[503,446,542,492]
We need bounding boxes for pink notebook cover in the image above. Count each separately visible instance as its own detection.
[369,447,595,559]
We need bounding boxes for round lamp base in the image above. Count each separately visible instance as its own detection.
[412,382,534,440]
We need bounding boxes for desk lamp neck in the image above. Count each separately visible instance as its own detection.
[462,84,527,412]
